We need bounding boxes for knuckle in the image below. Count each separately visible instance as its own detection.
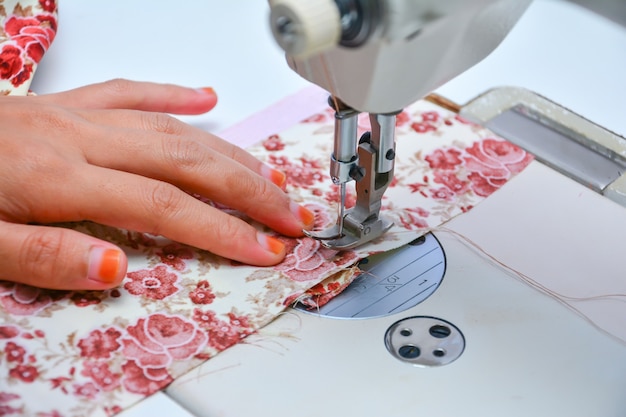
[162,138,207,172]
[19,229,67,278]
[143,182,186,229]
[144,112,184,135]
[211,217,247,252]
[102,78,134,96]
[227,174,274,211]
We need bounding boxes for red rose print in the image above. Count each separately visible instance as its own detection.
[397,207,430,229]
[81,361,121,392]
[192,309,252,351]
[0,325,20,339]
[430,186,455,201]
[433,171,468,195]
[73,382,99,399]
[1,390,25,411]
[4,15,57,63]
[39,0,56,13]
[9,364,39,383]
[0,392,21,416]
[421,111,439,122]
[124,265,180,300]
[157,243,193,271]
[189,280,216,305]
[463,139,533,197]
[408,181,429,197]
[464,138,532,178]
[294,279,352,309]
[0,44,24,80]
[192,308,217,327]
[104,405,124,417]
[206,317,240,351]
[425,148,463,170]
[70,291,103,307]
[275,237,357,282]
[5,342,26,363]
[227,312,253,336]
[268,155,325,188]
[262,134,285,151]
[395,111,410,126]
[121,360,173,396]
[77,328,122,360]
[9,63,33,88]
[454,114,473,125]
[411,121,436,134]
[122,313,207,368]
[467,172,506,197]
[275,238,338,282]
[0,282,67,316]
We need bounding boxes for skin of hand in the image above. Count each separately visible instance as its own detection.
[0,79,316,291]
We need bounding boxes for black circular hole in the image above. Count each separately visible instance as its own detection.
[433,348,446,358]
[429,325,451,339]
[398,345,420,359]
[408,235,426,246]
[399,328,412,337]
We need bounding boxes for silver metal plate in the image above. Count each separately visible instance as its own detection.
[486,105,626,192]
[294,233,446,319]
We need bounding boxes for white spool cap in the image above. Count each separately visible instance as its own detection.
[269,0,342,58]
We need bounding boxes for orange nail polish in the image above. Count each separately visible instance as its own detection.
[291,202,315,228]
[198,87,216,95]
[257,233,285,255]
[269,169,286,188]
[261,165,287,189]
[89,246,122,284]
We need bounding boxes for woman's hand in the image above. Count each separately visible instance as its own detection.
[0,79,315,290]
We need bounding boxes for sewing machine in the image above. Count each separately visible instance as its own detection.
[268,0,533,249]
[160,2,626,416]
[32,0,626,416]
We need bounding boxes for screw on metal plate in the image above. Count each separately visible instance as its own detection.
[384,316,465,366]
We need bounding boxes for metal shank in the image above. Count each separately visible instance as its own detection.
[305,101,398,249]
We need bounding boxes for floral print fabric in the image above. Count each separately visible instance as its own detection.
[0,2,534,415]
[0,0,56,95]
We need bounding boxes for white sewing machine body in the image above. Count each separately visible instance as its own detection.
[163,1,626,413]
[30,0,626,416]
[269,0,532,114]
[164,100,626,417]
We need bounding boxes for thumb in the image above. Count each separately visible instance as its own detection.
[0,221,127,290]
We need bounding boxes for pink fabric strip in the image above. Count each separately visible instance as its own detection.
[219,85,329,149]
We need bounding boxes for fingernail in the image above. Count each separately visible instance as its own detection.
[88,246,123,284]
[261,165,286,189]
[290,202,315,228]
[257,233,285,255]
[197,87,216,96]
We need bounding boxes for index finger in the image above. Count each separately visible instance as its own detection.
[35,79,218,115]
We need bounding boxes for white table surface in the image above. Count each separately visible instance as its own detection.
[29,1,626,416]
